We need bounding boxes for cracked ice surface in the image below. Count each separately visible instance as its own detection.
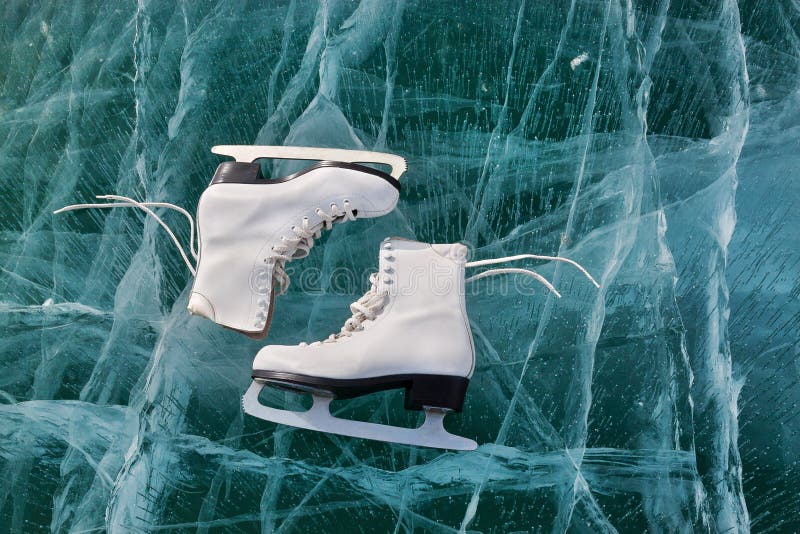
[0,0,798,531]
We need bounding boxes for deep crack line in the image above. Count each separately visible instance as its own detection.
[460,1,617,531]
[464,0,527,246]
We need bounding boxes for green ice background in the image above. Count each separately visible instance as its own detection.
[1,0,798,532]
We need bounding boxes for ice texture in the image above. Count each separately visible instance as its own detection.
[0,0,798,531]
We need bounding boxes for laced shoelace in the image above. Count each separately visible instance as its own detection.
[270,201,355,294]
[300,272,387,346]
[309,253,599,345]
[54,196,356,290]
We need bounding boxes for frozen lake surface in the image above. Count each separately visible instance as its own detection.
[0,1,798,531]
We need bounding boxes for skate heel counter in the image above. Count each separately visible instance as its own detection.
[405,375,470,412]
[431,243,476,377]
[190,258,274,335]
[191,234,275,335]
[187,292,215,321]
[192,180,276,335]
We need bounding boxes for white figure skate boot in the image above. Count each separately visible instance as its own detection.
[243,238,598,450]
[55,146,407,338]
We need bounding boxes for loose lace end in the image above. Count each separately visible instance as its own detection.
[465,253,599,297]
[54,195,198,276]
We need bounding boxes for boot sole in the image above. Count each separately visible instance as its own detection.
[251,371,469,412]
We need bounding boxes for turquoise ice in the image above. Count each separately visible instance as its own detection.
[1,1,797,531]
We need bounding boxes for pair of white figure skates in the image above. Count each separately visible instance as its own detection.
[57,146,598,450]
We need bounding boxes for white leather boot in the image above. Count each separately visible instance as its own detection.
[242,237,597,450]
[187,152,404,338]
[55,146,407,339]
[244,237,475,449]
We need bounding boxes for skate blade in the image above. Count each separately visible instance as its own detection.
[242,381,477,451]
[212,145,407,179]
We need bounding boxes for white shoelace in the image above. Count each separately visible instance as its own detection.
[465,253,600,298]
[301,273,388,346]
[315,252,599,345]
[270,201,355,294]
[54,196,356,290]
[54,195,199,276]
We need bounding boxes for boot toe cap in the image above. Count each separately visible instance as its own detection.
[252,344,302,374]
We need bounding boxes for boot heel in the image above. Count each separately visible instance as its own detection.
[405,375,469,412]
